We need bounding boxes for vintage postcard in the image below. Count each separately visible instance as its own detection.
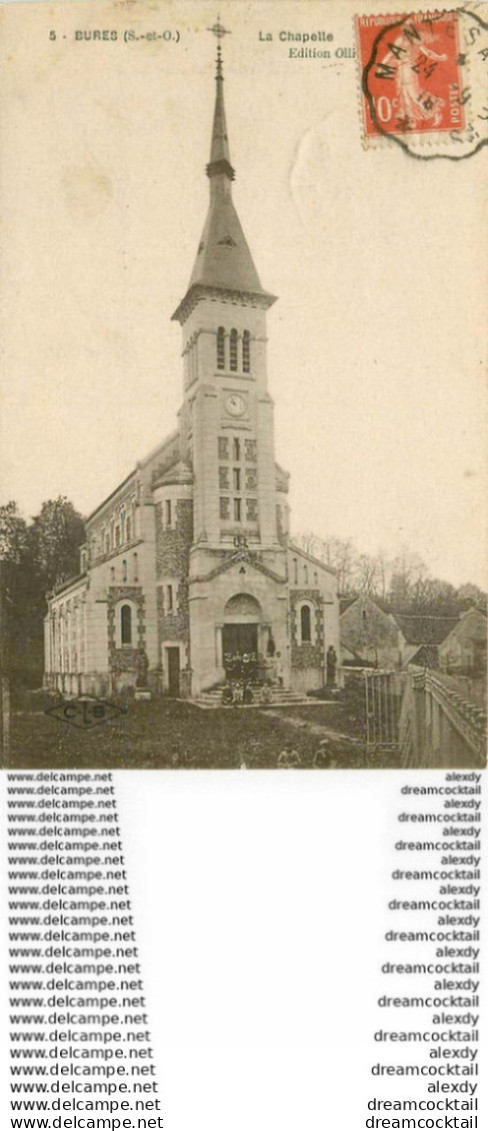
[0,0,486,769]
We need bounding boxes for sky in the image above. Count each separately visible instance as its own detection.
[0,0,486,586]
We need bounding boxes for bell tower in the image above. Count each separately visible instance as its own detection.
[172,21,282,554]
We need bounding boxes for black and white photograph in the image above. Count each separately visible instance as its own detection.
[1,0,486,769]
[1,8,487,1129]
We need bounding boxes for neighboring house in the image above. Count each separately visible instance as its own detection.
[43,51,340,700]
[438,606,487,673]
[339,595,399,669]
[339,603,487,676]
[393,613,460,669]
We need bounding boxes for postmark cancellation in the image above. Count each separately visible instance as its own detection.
[355,7,488,159]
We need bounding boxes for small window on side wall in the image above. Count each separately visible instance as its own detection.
[217,327,225,370]
[242,330,250,373]
[121,604,132,646]
[165,499,172,527]
[230,329,238,372]
[300,604,312,644]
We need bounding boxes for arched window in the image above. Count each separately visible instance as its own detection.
[121,604,132,645]
[126,515,132,543]
[242,330,250,373]
[300,604,312,643]
[229,328,238,372]
[217,327,225,370]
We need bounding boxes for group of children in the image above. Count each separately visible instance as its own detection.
[221,650,283,707]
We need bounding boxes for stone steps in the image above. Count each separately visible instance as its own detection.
[194,685,313,709]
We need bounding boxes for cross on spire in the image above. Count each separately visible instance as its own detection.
[207,16,231,79]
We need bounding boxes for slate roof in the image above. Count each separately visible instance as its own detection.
[187,189,266,298]
[393,614,459,646]
[152,460,193,489]
[339,597,357,615]
[172,54,275,321]
[339,595,392,616]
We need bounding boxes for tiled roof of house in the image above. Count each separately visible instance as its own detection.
[393,613,459,646]
[339,594,392,616]
[339,596,357,615]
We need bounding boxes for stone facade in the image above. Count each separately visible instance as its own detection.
[438,607,487,674]
[340,595,400,669]
[43,53,340,702]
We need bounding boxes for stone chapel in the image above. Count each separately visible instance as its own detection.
[44,35,340,700]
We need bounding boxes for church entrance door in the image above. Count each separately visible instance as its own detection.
[222,623,258,679]
[166,647,180,697]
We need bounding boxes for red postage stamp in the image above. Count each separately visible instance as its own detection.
[356,11,466,140]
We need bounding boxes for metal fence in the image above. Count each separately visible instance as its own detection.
[364,670,404,752]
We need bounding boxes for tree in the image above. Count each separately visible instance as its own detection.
[293,532,358,592]
[457,583,487,613]
[0,503,38,693]
[330,538,357,593]
[351,552,382,596]
[29,497,86,592]
[388,549,427,609]
[376,549,390,600]
[409,576,458,615]
[0,497,85,693]
[0,502,28,562]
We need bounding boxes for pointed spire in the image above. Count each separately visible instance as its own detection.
[206,20,234,180]
[171,20,276,324]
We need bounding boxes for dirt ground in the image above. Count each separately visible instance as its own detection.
[3,683,400,770]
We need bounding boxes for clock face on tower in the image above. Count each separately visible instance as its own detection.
[225,393,246,417]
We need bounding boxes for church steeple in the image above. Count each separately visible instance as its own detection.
[172,21,276,324]
[206,38,234,181]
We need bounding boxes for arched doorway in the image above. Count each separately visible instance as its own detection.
[222,594,261,678]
